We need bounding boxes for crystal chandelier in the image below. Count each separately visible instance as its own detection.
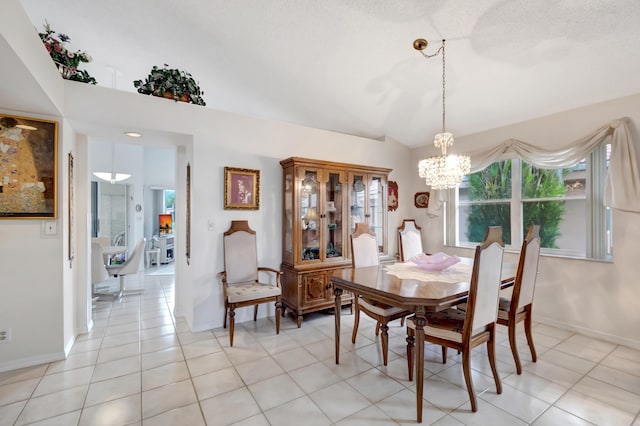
[414,39,470,190]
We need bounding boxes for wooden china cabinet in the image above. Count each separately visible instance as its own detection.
[280,157,392,327]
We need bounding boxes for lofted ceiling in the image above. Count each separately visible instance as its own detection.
[19,0,640,148]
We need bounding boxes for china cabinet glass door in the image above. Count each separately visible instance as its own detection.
[368,175,386,251]
[300,169,320,262]
[283,170,294,263]
[325,170,345,261]
[349,173,387,253]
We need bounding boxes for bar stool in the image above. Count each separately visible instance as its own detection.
[145,247,160,268]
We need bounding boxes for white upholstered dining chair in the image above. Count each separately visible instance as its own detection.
[350,223,410,365]
[497,224,541,374]
[398,219,424,261]
[406,240,505,412]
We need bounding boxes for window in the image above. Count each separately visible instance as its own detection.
[447,144,612,260]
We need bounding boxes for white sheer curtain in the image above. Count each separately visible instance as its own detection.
[466,118,640,213]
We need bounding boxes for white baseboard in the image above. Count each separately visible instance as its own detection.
[536,315,640,350]
[64,335,77,358]
[0,351,65,374]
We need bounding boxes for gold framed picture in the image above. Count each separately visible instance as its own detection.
[0,114,58,218]
[224,167,260,210]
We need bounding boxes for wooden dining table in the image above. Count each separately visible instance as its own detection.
[330,257,516,423]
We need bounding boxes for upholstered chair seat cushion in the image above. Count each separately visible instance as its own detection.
[359,298,406,316]
[407,309,467,343]
[226,282,281,303]
[497,296,526,320]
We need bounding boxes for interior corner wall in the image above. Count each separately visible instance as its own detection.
[410,93,640,349]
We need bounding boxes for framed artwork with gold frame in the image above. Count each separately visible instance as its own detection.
[0,114,58,218]
[224,167,260,210]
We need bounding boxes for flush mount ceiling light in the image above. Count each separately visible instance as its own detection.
[124,131,143,138]
[414,39,470,190]
[93,143,131,184]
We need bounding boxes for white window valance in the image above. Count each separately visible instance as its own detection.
[466,117,640,213]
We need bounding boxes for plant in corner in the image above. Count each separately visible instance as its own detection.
[133,65,206,106]
[38,21,97,85]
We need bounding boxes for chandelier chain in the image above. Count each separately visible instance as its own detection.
[441,39,446,136]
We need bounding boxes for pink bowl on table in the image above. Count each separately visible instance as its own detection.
[410,252,460,271]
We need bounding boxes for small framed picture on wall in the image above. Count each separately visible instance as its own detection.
[414,192,430,208]
[224,167,260,210]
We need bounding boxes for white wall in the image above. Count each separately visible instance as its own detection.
[410,93,640,348]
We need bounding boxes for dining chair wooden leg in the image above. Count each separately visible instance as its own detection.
[406,331,415,381]
[254,305,259,322]
[487,328,502,395]
[352,300,361,344]
[229,307,236,347]
[507,321,522,374]
[375,321,381,336]
[380,322,390,365]
[223,306,228,329]
[275,299,282,334]
[441,346,448,364]
[462,349,477,412]
[524,306,537,363]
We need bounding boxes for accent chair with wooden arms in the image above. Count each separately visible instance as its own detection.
[219,220,282,347]
[497,225,541,374]
[406,240,505,412]
[350,222,410,366]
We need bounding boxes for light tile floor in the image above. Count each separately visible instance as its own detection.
[1,268,639,425]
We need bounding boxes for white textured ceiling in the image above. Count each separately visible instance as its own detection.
[19,0,640,147]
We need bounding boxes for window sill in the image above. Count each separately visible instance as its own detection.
[446,243,613,263]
